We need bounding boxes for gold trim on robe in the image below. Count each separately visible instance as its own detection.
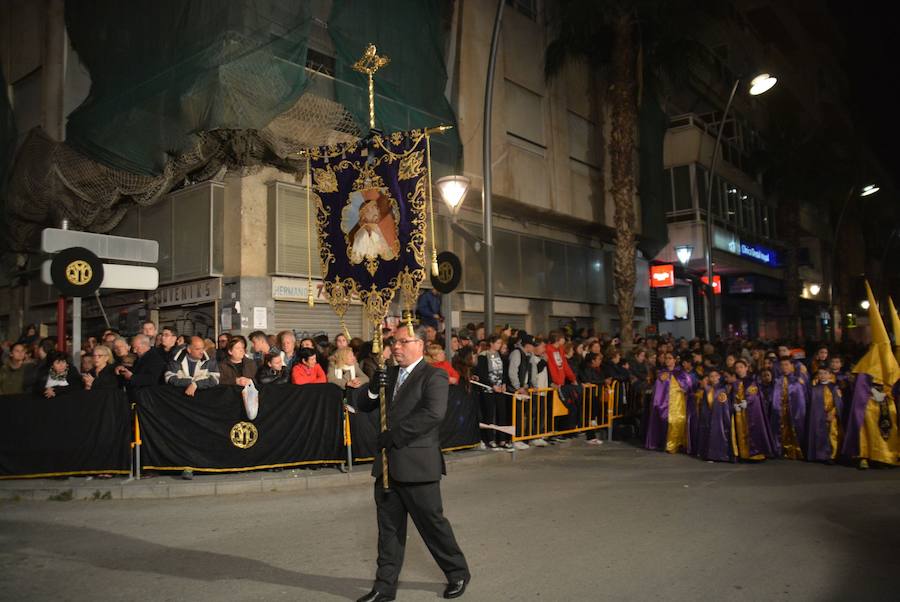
[734,382,765,460]
[822,386,840,460]
[857,394,900,466]
[780,378,803,460]
[665,376,687,454]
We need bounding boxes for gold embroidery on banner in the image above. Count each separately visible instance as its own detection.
[307,130,429,332]
[313,167,339,193]
[230,422,259,449]
[398,150,425,180]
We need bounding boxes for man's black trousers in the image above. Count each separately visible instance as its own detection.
[373,478,469,595]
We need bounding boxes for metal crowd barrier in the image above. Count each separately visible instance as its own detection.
[510,383,628,447]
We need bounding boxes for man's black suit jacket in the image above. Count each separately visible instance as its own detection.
[352,360,449,483]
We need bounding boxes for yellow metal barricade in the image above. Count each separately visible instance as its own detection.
[510,388,555,442]
[511,384,612,442]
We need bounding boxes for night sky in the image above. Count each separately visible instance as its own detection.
[830,2,897,185]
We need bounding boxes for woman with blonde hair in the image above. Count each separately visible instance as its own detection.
[426,343,459,385]
[327,346,369,390]
[83,344,120,391]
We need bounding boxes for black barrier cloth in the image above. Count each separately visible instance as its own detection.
[136,384,344,472]
[350,384,481,460]
[0,390,130,478]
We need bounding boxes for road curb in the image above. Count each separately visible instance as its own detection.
[0,445,526,502]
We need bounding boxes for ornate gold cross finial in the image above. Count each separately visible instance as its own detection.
[352,44,390,130]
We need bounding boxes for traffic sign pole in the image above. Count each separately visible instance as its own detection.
[57,296,66,353]
[72,297,81,368]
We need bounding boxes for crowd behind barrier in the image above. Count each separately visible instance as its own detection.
[1,302,897,478]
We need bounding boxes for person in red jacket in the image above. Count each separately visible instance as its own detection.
[291,347,327,385]
[426,343,459,385]
[546,331,578,386]
[546,331,581,434]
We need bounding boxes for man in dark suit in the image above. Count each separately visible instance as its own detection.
[352,325,470,602]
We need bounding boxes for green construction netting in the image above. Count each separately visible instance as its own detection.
[64,0,312,175]
[638,90,669,259]
[329,0,461,174]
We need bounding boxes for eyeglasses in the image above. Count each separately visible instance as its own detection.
[391,338,420,347]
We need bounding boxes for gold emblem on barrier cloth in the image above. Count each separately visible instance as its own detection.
[66,260,93,285]
[230,421,259,449]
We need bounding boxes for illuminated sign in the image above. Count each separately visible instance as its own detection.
[739,243,778,266]
[701,275,722,295]
[650,264,675,288]
[712,227,741,255]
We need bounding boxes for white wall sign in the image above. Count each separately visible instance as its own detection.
[253,306,268,330]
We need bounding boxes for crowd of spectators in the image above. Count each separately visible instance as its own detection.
[0,306,873,472]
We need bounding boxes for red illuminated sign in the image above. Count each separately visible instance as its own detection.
[650,264,675,288]
[701,275,722,295]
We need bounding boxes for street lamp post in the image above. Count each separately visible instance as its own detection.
[436,175,471,362]
[831,183,879,342]
[482,0,504,335]
[703,73,776,341]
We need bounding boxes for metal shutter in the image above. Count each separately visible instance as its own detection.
[274,301,366,339]
[269,182,322,277]
[459,312,527,332]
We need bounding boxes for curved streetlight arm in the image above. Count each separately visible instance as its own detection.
[482,0,503,336]
[704,78,741,340]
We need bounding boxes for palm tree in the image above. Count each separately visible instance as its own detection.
[544,0,707,349]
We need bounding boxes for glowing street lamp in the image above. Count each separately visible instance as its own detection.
[860,299,870,311]
[749,73,778,96]
[675,245,693,266]
[860,184,880,197]
[809,283,821,296]
[435,175,470,215]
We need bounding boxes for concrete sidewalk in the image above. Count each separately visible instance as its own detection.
[0,440,583,501]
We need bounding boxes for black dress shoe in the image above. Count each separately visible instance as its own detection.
[443,577,470,599]
[356,589,395,602]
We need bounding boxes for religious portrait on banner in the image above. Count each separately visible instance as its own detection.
[342,187,401,268]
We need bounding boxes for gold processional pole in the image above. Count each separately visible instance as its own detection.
[353,44,392,489]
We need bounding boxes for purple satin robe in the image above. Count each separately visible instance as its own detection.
[841,374,872,458]
[701,384,734,462]
[806,381,842,462]
[733,376,776,458]
[644,368,694,451]
[769,374,808,457]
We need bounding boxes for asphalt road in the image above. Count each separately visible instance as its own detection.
[2,441,899,602]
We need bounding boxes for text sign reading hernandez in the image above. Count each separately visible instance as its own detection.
[739,243,778,266]
[650,264,675,288]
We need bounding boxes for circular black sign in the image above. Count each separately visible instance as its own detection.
[431,251,462,294]
[50,247,104,297]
